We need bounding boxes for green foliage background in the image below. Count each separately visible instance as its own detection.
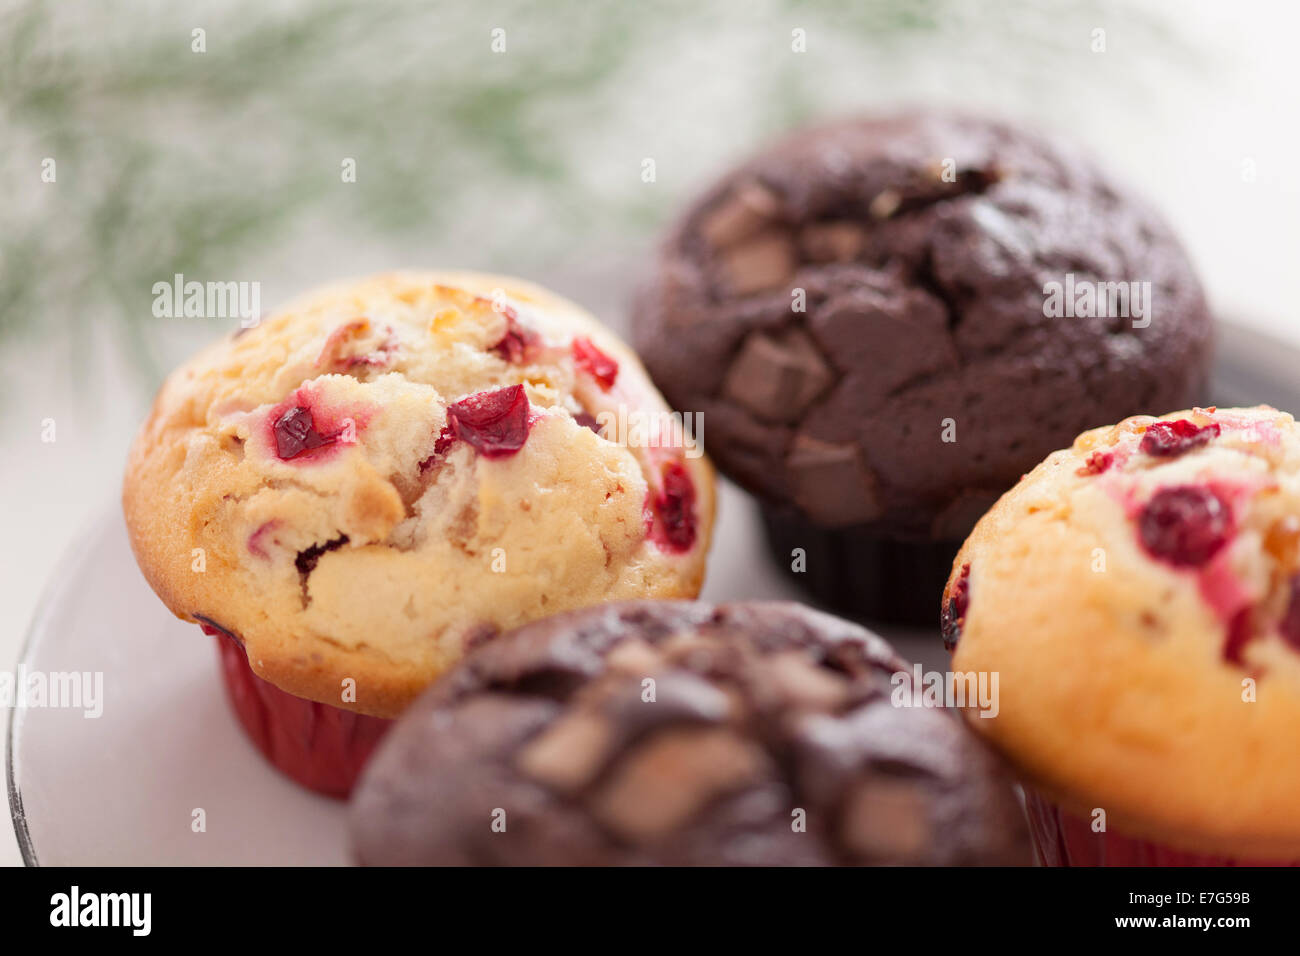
[1,0,1190,388]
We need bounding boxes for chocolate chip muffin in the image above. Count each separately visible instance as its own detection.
[946,405,1300,865]
[633,112,1214,624]
[350,600,1031,865]
[122,271,715,796]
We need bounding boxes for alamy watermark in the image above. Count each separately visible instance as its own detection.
[1042,272,1151,328]
[891,664,999,718]
[591,406,704,459]
[50,886,150,936]
[1,669,103,718]
[152,273,261,327]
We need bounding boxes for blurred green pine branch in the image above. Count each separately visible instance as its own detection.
[0,0,1189,389]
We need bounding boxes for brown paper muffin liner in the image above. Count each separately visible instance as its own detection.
[759,506,959,626]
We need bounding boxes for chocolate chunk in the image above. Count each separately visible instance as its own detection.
[868,188,902,219]
[720,231,797,296]
[799,221,866,262]
[721,328,833,424]
[605,670,733,735]
[516,710,615,793]
[787,435,881,526]
[658,631,743,676]
[295,534,349,577]
[589,728,767,842]
[604,637,665,675]
[841,779,933,860]
[756,651,851,711]
[809,284,953,392]
[698,181,782,247]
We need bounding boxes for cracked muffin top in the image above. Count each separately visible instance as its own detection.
[351,600,1030,866]
[945,405,1300,859]
[123,271,715,718]
[633,112,1213,537]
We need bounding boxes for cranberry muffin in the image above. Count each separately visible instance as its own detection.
[123,271,714,795]
[945,405,1300,864]
[350,600,1031,866]
[634,111,1213,624]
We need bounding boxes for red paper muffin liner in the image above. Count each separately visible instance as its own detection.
[203,625,392,798]
[1024,787,1300,867]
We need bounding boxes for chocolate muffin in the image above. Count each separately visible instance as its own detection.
[633,112,1214,624]
[350,600,1031,866]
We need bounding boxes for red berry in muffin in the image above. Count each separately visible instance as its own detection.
[490,305,541,363]
[940,562,971,650]
[440,384,532,458]
[646,460,698,553]
[1139,419,1221,458]
[1137,485,1233,567]
[572,336,619,391]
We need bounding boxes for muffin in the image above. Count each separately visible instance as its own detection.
[123,271,715,796]
[633,111,1213,624]
[944,405,1300,865]
[350,600,1031,865]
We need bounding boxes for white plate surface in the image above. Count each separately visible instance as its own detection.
[8,480,946,865]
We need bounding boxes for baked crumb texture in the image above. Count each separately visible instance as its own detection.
[123,271,715,717]
[947,404,1300,858]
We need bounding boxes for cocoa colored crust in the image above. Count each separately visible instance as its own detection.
[633,112,1214,538]
[350,600,1031,866]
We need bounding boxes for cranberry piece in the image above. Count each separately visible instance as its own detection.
[1279,576,1300,652]
[572,337,619,390]
[315,319,399,371]
[316,319,365,366]
[343,344,395,370]
[647,461,697,553]
[1076,451,1114,476]
[443,385,532,458]
[1137,485,1233,567]
[267,390,368,464]
[941,563,971,650]
[248,520,280,559]
[1223,608,1255,665]
[574,411,603,435]
[428,427,455,461]
[491,307,539,363]
[1139,419,1220,458]
[274,406,339,460]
